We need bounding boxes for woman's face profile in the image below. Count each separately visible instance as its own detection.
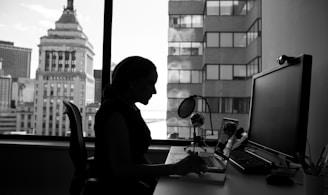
[132,70,158,105]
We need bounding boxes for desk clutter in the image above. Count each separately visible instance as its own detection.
[166,146,227,185]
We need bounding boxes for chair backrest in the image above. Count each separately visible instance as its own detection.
[63,100,88,174]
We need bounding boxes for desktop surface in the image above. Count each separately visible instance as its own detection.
[153,146,323,195]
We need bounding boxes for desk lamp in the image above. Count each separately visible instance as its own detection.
[177,95,214,152]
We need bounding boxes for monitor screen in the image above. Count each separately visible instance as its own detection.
[247,54,312,161]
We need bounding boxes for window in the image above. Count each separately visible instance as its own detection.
[168,42,203,55]
[206,32,246,48]
[234,33,247,47]
[207,33,220,47]
[233,65,247,80]
[0,0,104,137]
[1,0,262,142]
[220,65,233,80]
[168,70,202,83]
[207,1,220,15]
[220,0,233,15]
[206,65,219,80]
[220,33,233,47]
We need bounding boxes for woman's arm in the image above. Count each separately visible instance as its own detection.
[103,112,205,179]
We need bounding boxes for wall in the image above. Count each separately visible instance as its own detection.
[262,0,328,161]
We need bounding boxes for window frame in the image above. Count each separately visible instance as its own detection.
[0,0,191,146]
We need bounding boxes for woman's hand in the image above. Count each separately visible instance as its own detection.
[172,153,207,175]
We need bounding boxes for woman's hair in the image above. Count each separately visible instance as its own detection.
[103,56,157,99]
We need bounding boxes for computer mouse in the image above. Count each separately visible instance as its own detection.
[265,173,294,186]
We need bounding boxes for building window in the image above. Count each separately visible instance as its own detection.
[206,65,219,80]
[220,33,233,47]
[220,65,233,80]
[233,65,247,80]
[234,33,247,47]
[206,33,220,47]
[206,0,254,16]
[207,1,220,15]
[168,42,203,56]
[169,15,203,28]
[220,0,233,15]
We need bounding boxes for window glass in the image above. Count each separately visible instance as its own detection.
[1,0,104,136]
[168,70,179,83]
[168,42,180,55]
[191,42,203,55]
[207,97,219,113]
[206,65,219,80]
[220,33,233,47]
[234,33,246,47]
[233,65,246,80]
[192,15,203,28]
[233,0,247,15]
[207,1,220,15]
[220,0,233,15]
[169,15,180,28]
[206,33,219,47]
[180,15,192,28]
[220,65,233,80]
[180,42,192,55]
[180,70,191,83]
[191,70,201,83]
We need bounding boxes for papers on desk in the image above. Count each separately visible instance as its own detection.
[171,172,226,185]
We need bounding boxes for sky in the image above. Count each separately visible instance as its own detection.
[0,0,168,111]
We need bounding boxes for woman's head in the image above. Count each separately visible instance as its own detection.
[103,56,158,105]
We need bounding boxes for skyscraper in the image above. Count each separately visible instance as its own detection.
[0,41,31,78]
[167,0,262,139]
[34,0,95,136]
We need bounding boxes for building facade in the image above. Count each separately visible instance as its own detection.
[34,0,95,136]
[167,0,262,139]
[93,69,102,103]
[0,41,31,78]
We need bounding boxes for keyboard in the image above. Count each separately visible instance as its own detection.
[229,149,272,174]
[201,155,227,173]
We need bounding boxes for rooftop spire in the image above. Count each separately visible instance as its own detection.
[66,0,74,11]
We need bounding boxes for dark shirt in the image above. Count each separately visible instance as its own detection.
[94,95,155,194]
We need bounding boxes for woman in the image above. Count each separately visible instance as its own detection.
[94,56,206,195]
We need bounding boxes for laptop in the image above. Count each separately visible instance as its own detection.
[166,117,239,173]
[196,117,238,173]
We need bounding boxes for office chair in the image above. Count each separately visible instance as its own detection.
[63,100,98,195]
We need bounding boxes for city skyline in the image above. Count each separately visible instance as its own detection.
[0,0,168,111]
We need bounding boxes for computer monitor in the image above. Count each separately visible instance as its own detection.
[247,54,312,163]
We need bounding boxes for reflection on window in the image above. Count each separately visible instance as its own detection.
[206,33,220,47]
[234,33,247,47]
[206,65,219,80]
[169,15,203,28]
[233,65,247,80]
[0,0,103,136]
[220,33,233,47]
[168,42,203,55]
[205,64,259,80]
[206,0,255,16]
[220,65,233,80]
[206,32,247,48]
[168,70,202,83]
[247,19,261,46]
[220,0,234,15]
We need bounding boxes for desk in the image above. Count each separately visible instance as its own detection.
[154,146,324,195]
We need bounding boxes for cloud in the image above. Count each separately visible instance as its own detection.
[13,23,29,31]
[39,20,54,29]
[0,23,6,28]
[20,3,59,20]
